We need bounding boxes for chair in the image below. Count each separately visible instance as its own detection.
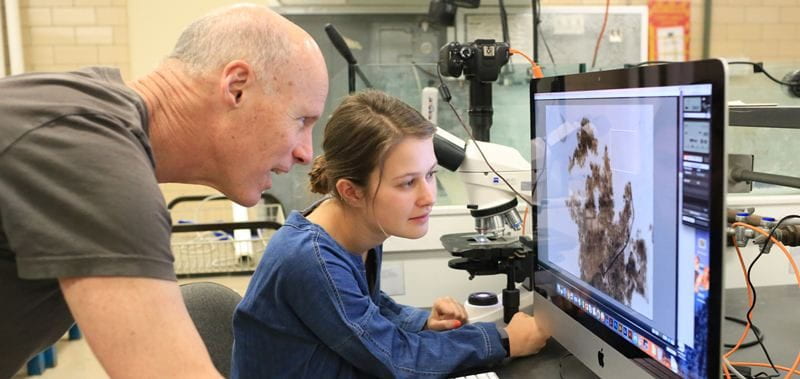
[26,324,82,376]
[180,282,242,378]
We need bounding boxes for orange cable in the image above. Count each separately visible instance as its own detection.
[521,205,529,236]
[787,352,800,379]
[723,240,755,379]
[726,223,800,378]
[722,236,752,379]
[725,235,755,360]
[509,48,544,79]
[590,0,611,68]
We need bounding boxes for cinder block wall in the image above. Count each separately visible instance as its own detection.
[709,0,800,61]
[15,0,800,82]
[19,0,129,78]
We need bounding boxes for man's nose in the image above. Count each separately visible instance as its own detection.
[292,130,313,165]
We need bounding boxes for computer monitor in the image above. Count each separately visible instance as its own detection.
[530,60,727,378]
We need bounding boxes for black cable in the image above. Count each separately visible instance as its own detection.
[752,372,780,378]
[599,213,634,278]
[498,0,514,75]
[411,62,437,78]
[534,0,556,65]
[728,61,800,87]
[724,316,764,349]
[628,60,800,88]
[743,214,800,377]
[435,65,536,207]
[499,0,510,44]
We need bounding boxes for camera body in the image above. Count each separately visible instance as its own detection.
[438,39,510,83]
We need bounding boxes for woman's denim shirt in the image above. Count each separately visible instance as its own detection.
[231,210,506,378]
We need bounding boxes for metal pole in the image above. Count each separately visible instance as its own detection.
[730,168,800,190]
[702,0,712,59]
[5,0,24,74]
[348,64,355,94]
[0,1,7,78]
[532,0,539,62]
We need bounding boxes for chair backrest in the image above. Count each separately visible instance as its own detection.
[180,282,242,377]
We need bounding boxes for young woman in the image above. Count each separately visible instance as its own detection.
[231,90,548,378]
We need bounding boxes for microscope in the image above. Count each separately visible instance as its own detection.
[433,39,536,323]
[320,28,539,322]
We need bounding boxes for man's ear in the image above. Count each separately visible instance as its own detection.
[335,178,366,208]
[221,60,253,107]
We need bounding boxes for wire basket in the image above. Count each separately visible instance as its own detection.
[168,195,284,276]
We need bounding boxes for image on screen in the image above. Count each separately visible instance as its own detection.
[545,103,655,318]
[533,83,715,378]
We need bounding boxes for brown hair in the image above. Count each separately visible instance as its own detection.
[309,90,436,201]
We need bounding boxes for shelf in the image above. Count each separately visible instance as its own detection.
[729,106,800,129]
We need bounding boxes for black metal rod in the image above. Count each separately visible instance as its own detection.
[532,0,539,62]
[503,266,519,324]
[166,193,282,210]
[468,80,493,141]
[731,169,800,190]
[348,64,356,94]
[702,0,712,59]
[172,221,281,234]
[354,66,373,89]
[729,107,800,129]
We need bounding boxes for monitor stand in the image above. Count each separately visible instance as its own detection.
[532,290,672,378]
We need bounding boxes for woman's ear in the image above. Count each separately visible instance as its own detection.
[335,178,366,208]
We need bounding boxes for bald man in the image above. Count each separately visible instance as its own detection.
[0,4,328,378]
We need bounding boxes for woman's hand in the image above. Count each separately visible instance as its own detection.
[425,296,468,331]
[504,312,549,357]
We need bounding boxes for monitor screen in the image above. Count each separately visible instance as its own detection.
[530,60,726,379]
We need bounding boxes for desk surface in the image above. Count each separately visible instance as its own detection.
[493,285,799,378]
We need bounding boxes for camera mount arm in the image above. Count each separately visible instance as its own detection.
[438,39,510,141]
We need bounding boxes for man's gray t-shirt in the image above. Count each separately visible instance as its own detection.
[0,67,175,376]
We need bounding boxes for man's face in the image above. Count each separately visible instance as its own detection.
[364,136,438,240]
[218,54,328,206]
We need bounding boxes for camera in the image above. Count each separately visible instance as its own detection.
[438,39,510,83]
